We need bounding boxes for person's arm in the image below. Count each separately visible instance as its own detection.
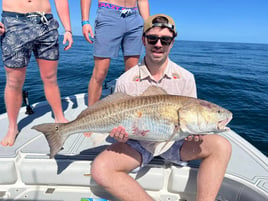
[0,22,5,35]
[137,0,150,20]
[54,0,73,50]
[187,75,197,98]
[81,0,94,43]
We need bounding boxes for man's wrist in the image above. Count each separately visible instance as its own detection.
[81,20,90,26]
[65,30,72,34]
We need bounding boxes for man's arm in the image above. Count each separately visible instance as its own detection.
[0,22,5,36]
[187,78,197,98]
[81,0,94,43]
[137,0,150,20]
[54,0,73,50]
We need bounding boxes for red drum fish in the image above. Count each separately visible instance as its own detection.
[32,86,232,158]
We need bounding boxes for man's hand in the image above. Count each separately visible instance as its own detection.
[185,134,204,142]
[110,125,129,143]
[63,31,73,51]
[82,24,94,44]
[0,22,5,35]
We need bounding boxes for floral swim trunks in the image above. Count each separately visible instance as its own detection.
[1,11,59,68]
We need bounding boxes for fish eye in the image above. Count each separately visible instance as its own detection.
[217,110,221,114]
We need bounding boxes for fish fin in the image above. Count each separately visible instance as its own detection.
[155,123,181,155]
[140,124,179,156]
[177,107,196,134]
[32,123,65,158]
[77,92,132,118]
[141,86,167,96]
[140,141,176,156]
[153,141,176,156]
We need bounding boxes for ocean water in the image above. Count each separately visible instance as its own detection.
[0,36,267,156]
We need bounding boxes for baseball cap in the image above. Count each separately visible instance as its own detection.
[143,14,177,35]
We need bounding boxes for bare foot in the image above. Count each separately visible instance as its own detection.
[1,129,19,146]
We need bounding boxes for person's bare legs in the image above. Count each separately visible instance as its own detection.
[124,55,140,71]
[87,56,139,106]
[91,142,154,201]
[37,59,68,123]
[181,135,232,201]
[1,67,26,146]
[88,57,110,106]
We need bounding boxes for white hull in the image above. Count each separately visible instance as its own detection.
[0,93,267,201]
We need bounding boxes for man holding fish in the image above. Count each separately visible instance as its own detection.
[90,14,232,201]
[32,13,232,201]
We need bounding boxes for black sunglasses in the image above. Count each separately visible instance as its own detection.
[145,35,174,46]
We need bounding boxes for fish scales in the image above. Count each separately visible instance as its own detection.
[80,95,176,133]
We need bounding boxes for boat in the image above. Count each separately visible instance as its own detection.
[0,85,267,201]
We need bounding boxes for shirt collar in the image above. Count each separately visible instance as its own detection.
[139,58,174,81]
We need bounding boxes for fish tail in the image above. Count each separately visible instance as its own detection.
[32,123,64,158]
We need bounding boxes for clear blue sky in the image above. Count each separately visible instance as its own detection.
[1,0,268,44]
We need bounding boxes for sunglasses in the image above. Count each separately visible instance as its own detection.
[145,35,174,46]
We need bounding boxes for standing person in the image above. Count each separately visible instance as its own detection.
[0,0,73,146]
[91,14,232,201]
[81,0,150,106]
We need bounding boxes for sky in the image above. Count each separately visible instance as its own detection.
[1,0,268,44]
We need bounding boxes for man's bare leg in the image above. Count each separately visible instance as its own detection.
[181,135,232,201]
[1,67,26,146]
[87,57,110,106]
[124,55,140,71]
[37,59,68,123]
[91,142,154,201]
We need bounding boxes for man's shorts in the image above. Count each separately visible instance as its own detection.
[1,11,59,68]
[127,139,188,172]
[94,6,144,58]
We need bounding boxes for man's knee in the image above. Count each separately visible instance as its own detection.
[6,78,24,90]
[91,72,107,84]
[210,135,232,159]
[216,135,231,151]
[91,156,110,186]
[92,58,110,82]
[41,72,57,85]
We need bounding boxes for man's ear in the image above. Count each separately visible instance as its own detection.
[142,35,146,46]
[169,39,175,48]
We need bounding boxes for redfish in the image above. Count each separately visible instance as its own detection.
[32,86,232,158]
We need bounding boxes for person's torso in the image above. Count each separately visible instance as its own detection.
[98,0,137,8]
[115,60,197,98]
[2,0,52,14]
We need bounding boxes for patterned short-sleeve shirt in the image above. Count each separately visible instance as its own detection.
[115,58,197,98]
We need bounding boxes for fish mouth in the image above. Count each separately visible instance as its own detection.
[217,117,232,130]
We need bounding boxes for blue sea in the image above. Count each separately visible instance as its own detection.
[0,36,267,156]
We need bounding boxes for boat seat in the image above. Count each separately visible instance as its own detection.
[0,161,17,184]
[19,158,165,191]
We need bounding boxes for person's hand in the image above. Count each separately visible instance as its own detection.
[110,125,129,143]
[63,31,73,51]
[0,22,5,35]
[185,134,204,142]
[82,24,94,44]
